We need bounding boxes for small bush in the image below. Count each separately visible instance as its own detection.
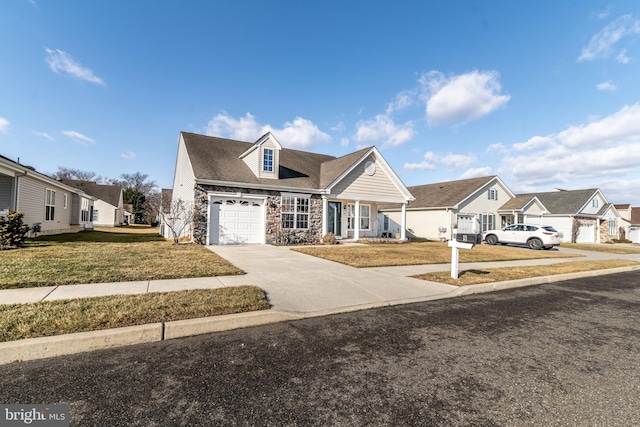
[0,209,30,249]
[322,232,337,245]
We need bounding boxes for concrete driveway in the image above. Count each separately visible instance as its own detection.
[208,245,458,312]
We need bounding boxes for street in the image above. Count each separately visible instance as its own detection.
[1,271,639,426]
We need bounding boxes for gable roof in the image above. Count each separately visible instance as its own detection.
[517,188,600,215]
[498,194,548,213]
[60,180,123,207]
[405,176,499,209]
[181,132,409,198]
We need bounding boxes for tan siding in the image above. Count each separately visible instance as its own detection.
[459,181,512,214]
[332,155,405,201]
[243,147,259,177]
[385,209,454,240]
[93,199,117,226]
[17,176,73,232]
[258,139,278,179]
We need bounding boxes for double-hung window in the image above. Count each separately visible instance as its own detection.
[488,189,498,200]
[263,148,274,172]
[280,195,309,229]
[608,219,616,236]
[346,204,371,230]
[480,213,495,233]
[81,199,90,222]
[45,189,55,221]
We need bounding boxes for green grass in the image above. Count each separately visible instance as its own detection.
[0,286,270,342]
[0,230,243,289]
[293,241,580,268]
[413,260,640,286]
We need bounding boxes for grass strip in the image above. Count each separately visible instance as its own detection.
[0,231,243,289]
[293,241,579,268]
[0,286,269,342]
[560,243,640,254]
[413,260,640,286]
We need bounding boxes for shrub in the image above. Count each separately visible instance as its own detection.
[0,209,31,248]
[322,232,337,245]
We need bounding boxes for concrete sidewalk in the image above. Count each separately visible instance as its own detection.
[2,244,639,310]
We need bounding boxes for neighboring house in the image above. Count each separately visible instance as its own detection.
[497,194,550,227]
[629,207,640,244]
[0,154,95,236]
[511,189,622,243]
[60,180,124,227]
[159,188,172,237]
[614,203,632,240]
[379,176,514,240]
[123,203,134,225]
[167,131,414,245]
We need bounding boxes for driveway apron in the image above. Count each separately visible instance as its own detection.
[207,245,458,313]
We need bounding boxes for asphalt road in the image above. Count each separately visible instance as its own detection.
[1,271,640,426]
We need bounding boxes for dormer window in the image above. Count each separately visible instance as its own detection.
[263,148,274,172]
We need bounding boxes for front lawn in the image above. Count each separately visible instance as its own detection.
[560,243,640,254]
[293,241,580,268]
[0,230,243,289]
[0,286,269,342]
[413,260,640,286]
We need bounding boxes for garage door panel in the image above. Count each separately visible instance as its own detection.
[211,198,264,244]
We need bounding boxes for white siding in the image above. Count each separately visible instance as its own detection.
[581,193,605,215]
[92,199,118,227]
[541,217,575,242]
[242,147,260,176]
[332,155,405,202]
[387,209,454,240]
[168,137,197,239]
[459,181,513,214]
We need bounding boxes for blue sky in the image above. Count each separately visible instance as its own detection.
[2,1,640,205]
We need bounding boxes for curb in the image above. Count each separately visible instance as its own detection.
[2,265,639,365]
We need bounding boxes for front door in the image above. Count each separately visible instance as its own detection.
[328,201,342,236]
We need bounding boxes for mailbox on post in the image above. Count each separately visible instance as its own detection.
[455,233,483,245]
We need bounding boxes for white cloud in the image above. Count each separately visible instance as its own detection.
[45,48,105,85]
[330,121,345,132]
[205,112,330,149]
[486,142,507,154]
[340,137,350,147]
[500,103,640,189]
[617,49,631,63]
[420,70,510,125]
[33,131,55,141]
[0,117,9,133]
[121,151,136,160]
[578,15,640,62]
[459,166,493,179]
[62,130,95,145]
[595,7,611,20]
[404,151,437,171]
[597,80,617,91]
[385,90,416,114]
[354,114,415,148]
[441,153,476,170]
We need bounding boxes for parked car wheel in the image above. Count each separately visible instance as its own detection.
[527,238,543,250]
[485,234,498,245]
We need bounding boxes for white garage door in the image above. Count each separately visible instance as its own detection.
[576,223,595,243]
[630,227,640,244]
[210,199,264,244]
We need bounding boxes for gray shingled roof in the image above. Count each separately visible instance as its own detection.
[631,207,640,225]
[516,189,599,215]
[182,132,372,190]
[401,176,497,209]
[497,194,538,211]
[60,179,122,207]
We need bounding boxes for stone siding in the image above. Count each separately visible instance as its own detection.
[193,185,323,245]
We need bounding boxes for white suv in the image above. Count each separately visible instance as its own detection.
[483,224,563,250]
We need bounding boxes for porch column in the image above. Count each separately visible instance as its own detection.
[354,200,360,240]
[401,203,407,240]
[321,196,328,237]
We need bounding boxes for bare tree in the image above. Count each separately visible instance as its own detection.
[112,172,156,197]
[51,167,103,182]
[157,198,194,244]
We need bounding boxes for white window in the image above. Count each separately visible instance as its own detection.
[263,148,274,172]
[81,199,90,222]
[280,195,309,229]
[346,204,371,230]
[592,199,599,208]
[608,219,616,236]
[93,209,99,222]
[45,189,55,221]
[480,213,495,233]
[63,194,68,209]
[488,189,498,200]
